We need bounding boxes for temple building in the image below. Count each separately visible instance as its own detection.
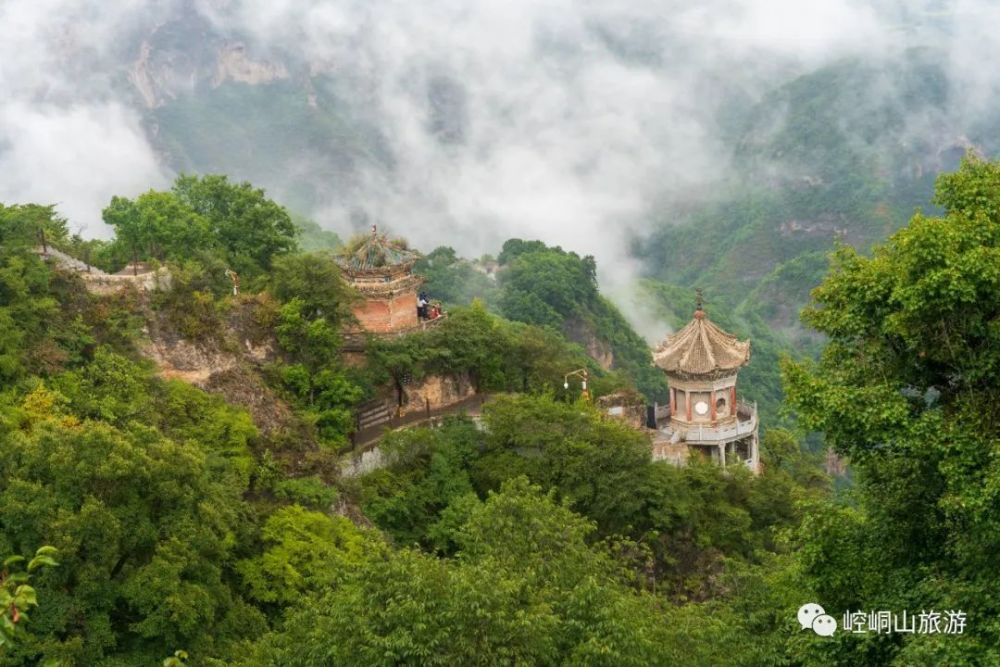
[651,295,760,473]
[336,226,424,334]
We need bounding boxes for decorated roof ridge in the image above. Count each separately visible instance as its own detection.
[335,224,421,272]
[653,294,750,376]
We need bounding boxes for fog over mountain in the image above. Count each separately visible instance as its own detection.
[0,0,994,287]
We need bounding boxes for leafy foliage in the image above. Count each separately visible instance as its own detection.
[26,143,1000,665]
[293,216,342,252]
[781,154,1000,665]
[101,174,297,280]
[495,240,668,400]
[247,478,689,666]
[238,505,381,606]
[413,246,498,308]
[363,301,600,402]
[0,546,59,651]
[0,385,264,665]
[173,174,297,278]
[0,206,88,383]
[358,395,817,601]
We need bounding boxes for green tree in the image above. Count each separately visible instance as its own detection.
[0,384,263,665]
[173,174,297,277]
[359,419,481,548]
[100,175,297,279]
[102,191,214,263]
[247,478,681,666]
[476,395,653,535]
[496,241,667,400]
[237,505,381,606]
[163,649,189,667]
[0,205,89,382]
[358,394,802,602]
[274,299,342,371]
[782,154,1000,665]
[414,246,498,307]
[503,320,590,394]
[0,547,58,651]
[293,215,342,252]
[0,204,68,251]
[270,252,353,326]
[423,301,506,392]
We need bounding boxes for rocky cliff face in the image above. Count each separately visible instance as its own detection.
[128,11,289,109]
[564,316,614,370]
[212,43,288,88]
[399,373,476,417]
[140,298,297,436]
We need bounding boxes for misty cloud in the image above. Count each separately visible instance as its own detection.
[192,0,921,270]
[0,0,995,317]
[0,0,171,234]
[0,101,168,233]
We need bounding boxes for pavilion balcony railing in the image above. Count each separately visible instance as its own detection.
[685,402,757,444]
[652,399,758,444]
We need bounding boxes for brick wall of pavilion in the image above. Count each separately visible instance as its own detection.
[352,290,419,333]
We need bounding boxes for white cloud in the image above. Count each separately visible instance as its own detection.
[0,101,169,235]
[0,0,171,234]
[0,0,994,318]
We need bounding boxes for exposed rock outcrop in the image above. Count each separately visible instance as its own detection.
[141,300,295,436]
[128,13,288,109]
[399,373,476,417]
[212,43,288,87]
[564,317,614,370]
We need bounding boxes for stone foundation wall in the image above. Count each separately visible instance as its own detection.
[651,438,690,466]
[399,373,476,417]
[82,269,171,295]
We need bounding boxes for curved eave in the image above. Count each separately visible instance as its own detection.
[341,260,418,278]
[652,316,751,377]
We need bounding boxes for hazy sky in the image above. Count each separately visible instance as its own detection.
[0,0,989,294]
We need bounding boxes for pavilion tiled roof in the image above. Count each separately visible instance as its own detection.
[653,308,750,376]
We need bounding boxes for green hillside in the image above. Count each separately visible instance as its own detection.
[5,156,1000,664]
[151,78,389,213]
[630,52,982,420]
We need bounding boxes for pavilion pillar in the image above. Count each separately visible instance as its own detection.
[669,388,675,416]
[730,386,736,415]
[686,391,692,421]
[710,389,716,422]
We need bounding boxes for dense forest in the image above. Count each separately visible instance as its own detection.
[2,156,1000,665]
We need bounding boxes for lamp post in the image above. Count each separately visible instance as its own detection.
[563,368,590,401]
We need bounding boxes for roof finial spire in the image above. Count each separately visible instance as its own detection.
[371,223,377,237]
[695,288,704,310]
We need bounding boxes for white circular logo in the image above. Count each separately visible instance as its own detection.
[694,401,709,415]
[812,614,837,637]
[798,602,837,636]
[798,603,825,630]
